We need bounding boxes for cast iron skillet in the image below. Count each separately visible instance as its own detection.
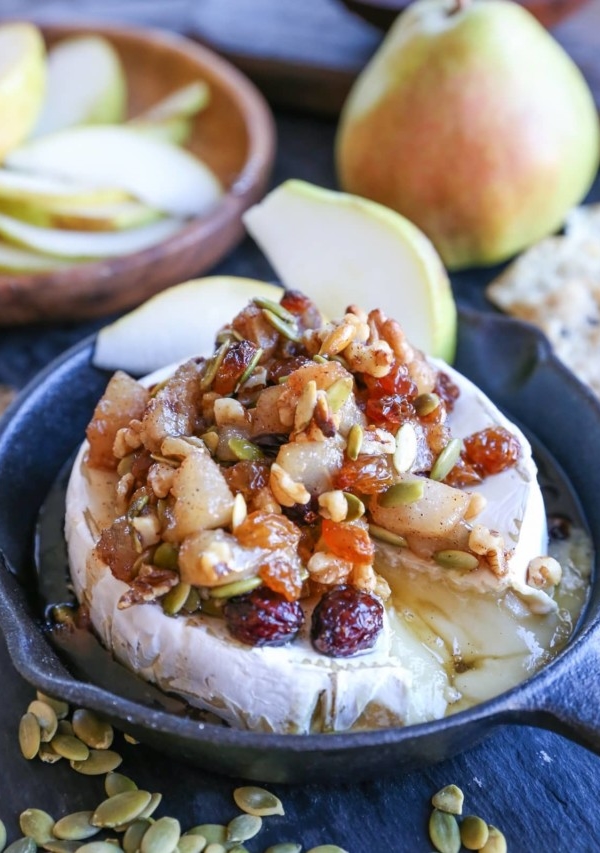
[1,307,599,784]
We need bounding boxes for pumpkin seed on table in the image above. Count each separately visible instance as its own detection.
[19,808,55,844]
[77,844,125,853]
[186,825,226,844]
[140,816,180,853]
[176,835,207,853]
[233,787,284,817]
[72,709,113,749]
[226,814,262,843]
[38,742,62,764]
[105,772,138,797]
[36,691,69,720]
[91,790,152,828]
[429,808,461,853]
[41,840,80,853]
[203,845,226,853]
[431,785,464,815]
[306,847,350,853]
[264,845,302,853]
[27,700,58,742]
[53,811,98,842]
[71,749,122,775]
[138,792,162,820]
[18,712,41,760]
[5,839,36,853]
[50,733,89,762]
[460,815,489,850]
[479,825,507,853]
[123,819,152,853]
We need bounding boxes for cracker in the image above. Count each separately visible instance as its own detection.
[486,205,600,397]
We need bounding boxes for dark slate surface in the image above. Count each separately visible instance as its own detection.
[1,3,600,851]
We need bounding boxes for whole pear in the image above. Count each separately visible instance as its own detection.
[336,0,600,270]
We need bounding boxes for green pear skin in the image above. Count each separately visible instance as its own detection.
[336,0,600,270]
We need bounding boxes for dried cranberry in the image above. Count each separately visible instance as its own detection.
[311,585,383,657]
[463,426,520,476]
[224,587,304,647]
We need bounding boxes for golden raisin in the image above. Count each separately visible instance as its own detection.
[321,519,375,563]
[235,511,301,551]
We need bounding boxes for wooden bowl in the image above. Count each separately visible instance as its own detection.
[0,23,276,325]
[340,0,590,30]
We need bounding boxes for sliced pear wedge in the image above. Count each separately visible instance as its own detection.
[0,169,132,206]
[31,35,126,138]
[0,197,163,231]
[131,81,210,123]
[129,116,193,146]
[7,126,223,218]
[0,212,182,258]
[93,276,285,374]
[0,240,72,273]
[0,23,46,158]
[243,180,457,361]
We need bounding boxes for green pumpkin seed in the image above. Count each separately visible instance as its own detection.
[460,815,489,850]
[72,709,113,750]
[344,492,365,522]
[479,825,507,853]
[153,542,180,571]
[0,819,6,853]
[346,423,363,461]
[253,296,294,323]
[92,791,152,828]
[200,341,230,391]
[123,819,152,853]
[50,733,89,761]
[306,847,350,853]
[57,720,74,736]
[226,814,262,843]
[5,840,36,853]
[368,523,407,548]
[264,846,302,853]
[231,492,248,530]
[200,597,225,617]
[163,582,192,616]
[186,825,226,844]
[36,692,69,720]
[105,772,138,797]
[38,742,62,764]
[176,836,206,853]
[233,787,284,817]
[138,793,162,821]
[42,840,80,853]
[430,438,462,482]
[71,749,122,775]
[431,784,464,815]
[379,479,424,507]
[228,437,265,462]
[326,377,353,413]
[27,700,58,742]
[141,817,180,853]
[428,808,461,853]
[183,586,201,613]
[19,808,55,844]
[433,550,479,572]
[204,845,226,853]
[228,847,250,853]
[393,423,418,474]
[18,712,41,759]
[210,576,262,599]
[201,431,220,455]
[77,844,124,853]
[53,811,98,842]
[123,733,139,745]
[262,309,300,342]
[414,392,441,417]
[313,354,328,364]
[235,347,263,391]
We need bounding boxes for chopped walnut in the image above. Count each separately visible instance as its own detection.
[468,524,507,576]
[527,556,562,589]
[307,551,353,585]
[270,462,311,507]
[343,340,394,377]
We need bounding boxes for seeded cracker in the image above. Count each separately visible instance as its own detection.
[486,204,600,397]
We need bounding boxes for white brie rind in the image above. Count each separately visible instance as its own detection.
[65,357,552,734]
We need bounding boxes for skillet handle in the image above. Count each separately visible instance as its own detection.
[523,635,600,755]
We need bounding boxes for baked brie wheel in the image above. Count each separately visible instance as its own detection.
[66,292,559,734]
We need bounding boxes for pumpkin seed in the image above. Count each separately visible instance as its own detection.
[186,825,226,844]
[479,825,507,853]
[5,840,36,853]
[37,741,62,763]
[0,819,6,853]
[77,844,124,853]
[233,787,284,817]
[176,836,206,853]
[368,523,407,548]
[183,586,201,613]
[200,341,230,390]
[204,846,226,853]
[140,817,180,853]
[42,840,80,853]
[306,847,350,853]
[71,749,122,775]
[106,772,138,798]
[231,492,248,530]
[414,392,441,417]
[200,431,220,455]
[312,354,328,364]
[138,793,162,820]
[215,327,243,345]
[163,582,192,616]
[431,785,464,815]
[27,700,58,741]
[226,814,262,843]
[19,808,55,844]
[430,438,462,482]
[123,733,139,745]
[343,492,365,522]
[53,812,98,842]
[264,846,302,853]
[326,377,353,413]
[428,808,461,853]
[50,733,89,762]
[433,550,479,572]
[228,437,265,462]
[92,791,152,828]
[153,542,180,571]
[235,347,263,391]
[262,309,300,342]
[228,847,250,853]
[72,709,114,750]
[199,597,225,617]
[379,479,424,507]
[460,815,489,850]
[253,296,294,323]
[123,819,152,853]
[57,720,74,736]
[393,423,418,474]
[210,576,262,599]
[346,423,363,461]
[18,712,41,759]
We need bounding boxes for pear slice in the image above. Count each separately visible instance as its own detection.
[0,212,182,258]
[243,180,457,361]
[0,197,163,232]
[128,116,193,146]
[93,276,285,374]
[0,23,46,158]
[0,169,132,206]
[131,81,210,123]
[31,35,126,138]
[0,240,72,273]
[7,126,223,218]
